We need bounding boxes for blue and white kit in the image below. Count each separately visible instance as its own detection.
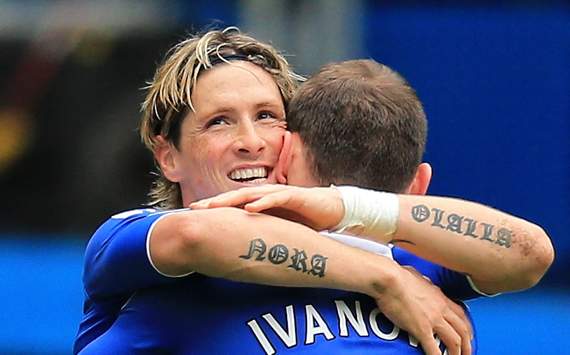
[74,208,481,354]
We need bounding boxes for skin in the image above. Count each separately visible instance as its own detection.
[191,132,554,294]
[148,61,472,355]
[154,61,287,203]
[150,207,470,355]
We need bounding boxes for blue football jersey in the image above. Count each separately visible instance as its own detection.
[75,209,480,354]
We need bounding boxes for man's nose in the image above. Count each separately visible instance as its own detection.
[233,121,266,156]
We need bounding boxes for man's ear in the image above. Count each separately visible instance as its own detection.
[406,162,432,195]
[275,131,292,184]
[153,136,182,182]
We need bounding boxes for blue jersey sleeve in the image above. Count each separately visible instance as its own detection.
[83,208,184,299]
[392,246,481,300]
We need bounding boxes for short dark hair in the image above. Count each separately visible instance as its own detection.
[287,59,427,193]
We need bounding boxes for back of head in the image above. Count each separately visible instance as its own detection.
[287,59,427,193]
[139,27,302,208]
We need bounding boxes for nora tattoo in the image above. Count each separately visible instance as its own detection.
[411,204,512,248]
[240,238,328,277]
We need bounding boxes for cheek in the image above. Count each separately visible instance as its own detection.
[263,127,286,152]
[185,137,225,171]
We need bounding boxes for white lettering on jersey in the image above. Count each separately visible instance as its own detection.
[262,305,297,348]
[335,300,368,337]
[369,308,400,340]
[304,304,335,345]
[247,300,448,353]
[409,334,419,347]
[247,319,276,355]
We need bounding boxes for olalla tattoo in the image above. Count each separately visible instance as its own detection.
[240,239,328,277]
[411,204,512,248]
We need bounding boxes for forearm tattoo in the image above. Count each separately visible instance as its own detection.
[239,238,328,277]
[411,205,512,248]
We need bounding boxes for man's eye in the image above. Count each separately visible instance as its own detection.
[258,111,276,120]
[206,117,228,127]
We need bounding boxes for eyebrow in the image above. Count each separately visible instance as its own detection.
[198,101,284,118]
[254,101,284,110]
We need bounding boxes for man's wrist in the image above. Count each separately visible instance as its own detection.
[364,258,403,299]
[330,186,399,243]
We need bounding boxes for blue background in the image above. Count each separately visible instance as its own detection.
[1,1,568,354]
[363,4,570,286]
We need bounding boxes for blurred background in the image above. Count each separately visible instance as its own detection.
[0,0,568,353]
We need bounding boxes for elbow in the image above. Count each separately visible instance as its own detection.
[511,225,555,291]
[523,226,555,289]
[484,225,555,294]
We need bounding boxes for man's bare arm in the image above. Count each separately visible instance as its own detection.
[191,185,554,295]
[395,194,553,294]
[151,207,470,355]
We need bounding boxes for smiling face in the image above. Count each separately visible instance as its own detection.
[158,61,286,204]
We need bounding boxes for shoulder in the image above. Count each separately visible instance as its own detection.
[110,208,159,220]
[82,208,190,298]
[90,208,184,244]
[84,208,190,266]
[86,209,155,248]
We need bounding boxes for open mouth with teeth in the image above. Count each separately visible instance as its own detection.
[229,167,269,184]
